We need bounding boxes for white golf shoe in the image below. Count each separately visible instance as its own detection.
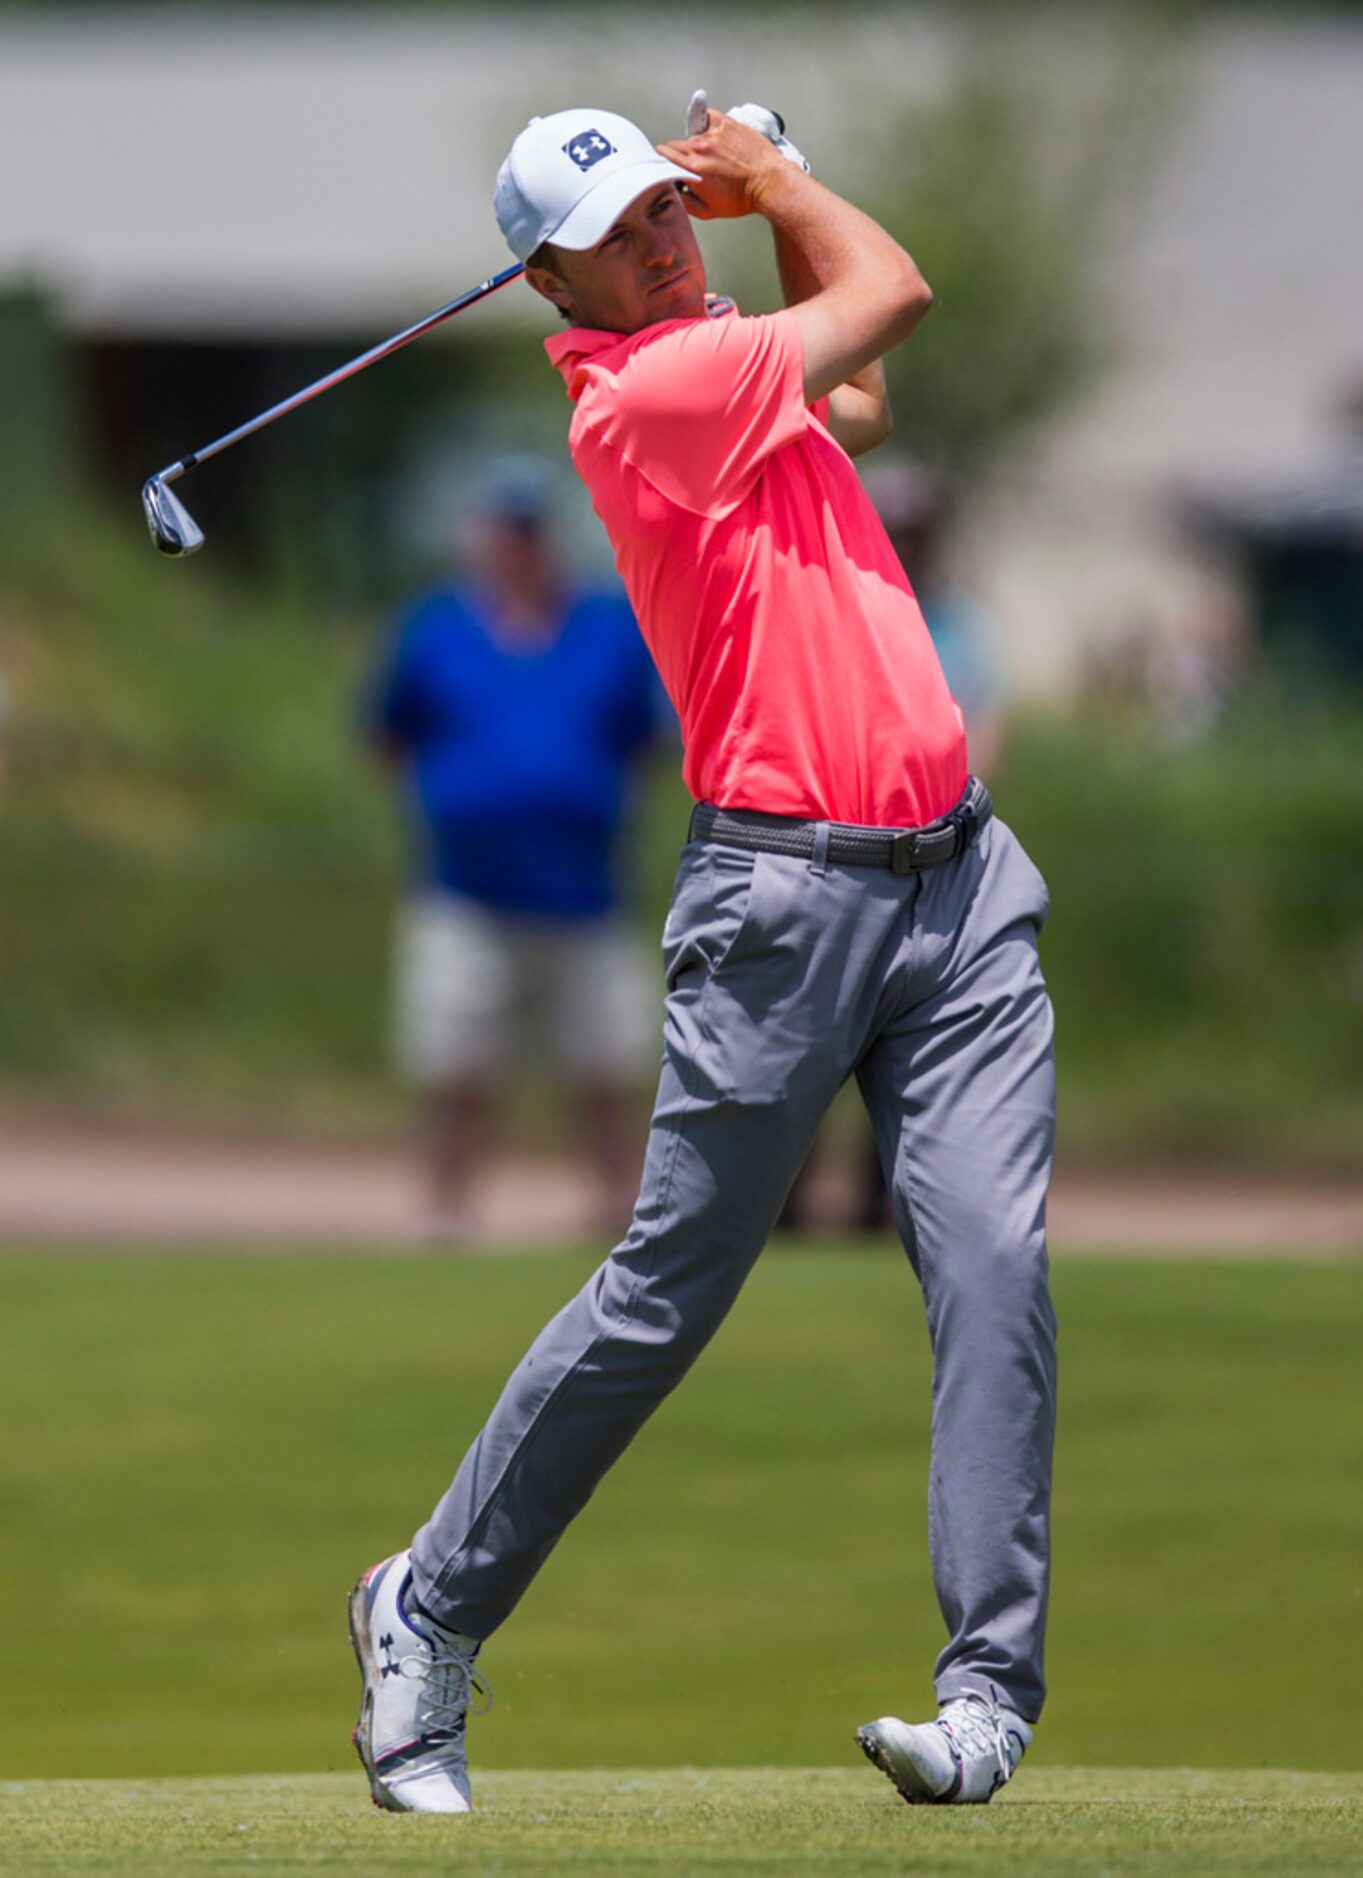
[348,1549,491,1814]
[857,1692,1032,1805]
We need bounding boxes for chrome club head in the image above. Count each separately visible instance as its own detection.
[141,474,204,556]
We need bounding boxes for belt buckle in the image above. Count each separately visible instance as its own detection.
[889,829,918,875]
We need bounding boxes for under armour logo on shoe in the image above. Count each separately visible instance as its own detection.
[564,130,614,171]
[379,1633,401,1678]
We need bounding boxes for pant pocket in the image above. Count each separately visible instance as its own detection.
[661,846,759,992]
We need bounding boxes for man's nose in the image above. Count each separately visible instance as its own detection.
[641,225,676,266]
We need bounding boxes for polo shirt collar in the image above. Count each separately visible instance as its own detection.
[545,299,739,401]
[545,326,628,401]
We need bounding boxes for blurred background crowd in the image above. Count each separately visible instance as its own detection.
[1,0,1360,1231]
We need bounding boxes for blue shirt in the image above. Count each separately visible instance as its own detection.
[921,588,1004,728]
[365,581,660,918]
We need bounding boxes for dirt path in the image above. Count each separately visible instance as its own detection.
[0,1119,1359,1254]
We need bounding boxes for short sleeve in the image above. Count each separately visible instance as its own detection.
[359,607,425,747]
[592,310,809,518]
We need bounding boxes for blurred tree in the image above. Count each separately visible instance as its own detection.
[861,41,1165,480]
[869,81,1106,475]
[696,31,1168,484]
[0,286,75,531]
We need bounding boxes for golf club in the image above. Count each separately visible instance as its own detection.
[141,261,526,557]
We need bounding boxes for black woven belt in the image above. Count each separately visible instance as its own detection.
[690,781,991,875]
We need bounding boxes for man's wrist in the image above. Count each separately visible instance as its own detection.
[748,156,817,221]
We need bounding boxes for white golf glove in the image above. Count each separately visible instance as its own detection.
[684,89,811,173]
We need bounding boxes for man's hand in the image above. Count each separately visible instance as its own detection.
[723,103,810,173]
[655,113,791,221]
[685,88,811,172]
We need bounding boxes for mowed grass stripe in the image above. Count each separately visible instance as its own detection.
[0,1249,1358,1779]
[2,1769,1361,1875]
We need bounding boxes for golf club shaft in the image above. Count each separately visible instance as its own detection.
[159,262,526,483]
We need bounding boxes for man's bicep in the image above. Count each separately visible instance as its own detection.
[826,372,892,459]
[788,292,897,404]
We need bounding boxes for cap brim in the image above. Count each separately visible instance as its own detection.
[548,158,700,253]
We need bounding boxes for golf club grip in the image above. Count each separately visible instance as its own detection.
[184,263,526,472]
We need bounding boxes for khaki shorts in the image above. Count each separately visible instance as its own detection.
[394,893,657,1085]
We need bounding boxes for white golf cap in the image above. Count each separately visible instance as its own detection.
[495,108,699,263]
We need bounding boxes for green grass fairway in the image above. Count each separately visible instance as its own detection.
[3,1768,1360,1875]
[0,1248,1359,1788]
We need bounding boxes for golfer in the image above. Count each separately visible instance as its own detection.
[349,100,1057,1814]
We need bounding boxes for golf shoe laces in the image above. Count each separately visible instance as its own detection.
[937,1693,1017,1787]
[404,1640,493,1743]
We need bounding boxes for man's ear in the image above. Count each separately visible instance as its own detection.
[526,264,574,320]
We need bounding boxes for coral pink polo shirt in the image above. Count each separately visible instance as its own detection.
[546,305,968,828]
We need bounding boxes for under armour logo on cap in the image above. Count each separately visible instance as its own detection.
[564,129,614,171]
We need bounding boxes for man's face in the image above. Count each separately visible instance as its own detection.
[481,511,553,592]
[527,184,707,333]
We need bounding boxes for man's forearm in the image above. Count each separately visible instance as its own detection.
[756,163,930,402]
[773,221,889,454]
[753,162,919,304]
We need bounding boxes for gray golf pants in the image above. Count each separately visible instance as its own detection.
[411,800,1057,1722]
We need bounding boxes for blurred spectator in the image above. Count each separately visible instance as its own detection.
[784,458,1015,1235]
[362,458,663,1239]
[859,458,1011,777]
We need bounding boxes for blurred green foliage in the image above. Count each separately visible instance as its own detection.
[1,502,1361,1163]
[998,705,1363,1166]
[0,287,75,518]
[0,506,398,1126]
[867,74,1116,477]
